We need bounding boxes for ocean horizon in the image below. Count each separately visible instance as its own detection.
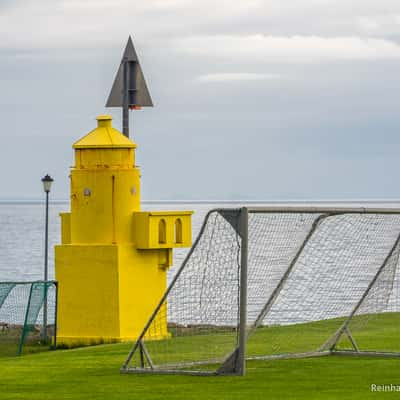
[2,199,400,283]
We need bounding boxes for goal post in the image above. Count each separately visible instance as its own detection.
[122,206,400,375]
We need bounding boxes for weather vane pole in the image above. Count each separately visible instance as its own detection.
[122,56,129,135]
[106,36,153,138]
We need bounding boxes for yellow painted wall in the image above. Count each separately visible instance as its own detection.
[70,168,141,244]
[117,245,171,339]
[55,245,120,340]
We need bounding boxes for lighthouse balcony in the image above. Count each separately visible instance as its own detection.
[132,211,193,249]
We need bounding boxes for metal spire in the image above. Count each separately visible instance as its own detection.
[106,36,153,137]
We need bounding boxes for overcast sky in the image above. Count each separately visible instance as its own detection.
[1,0,400,200]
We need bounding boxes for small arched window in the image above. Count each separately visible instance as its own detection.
[158,219,166,244]
[175,218,183,244]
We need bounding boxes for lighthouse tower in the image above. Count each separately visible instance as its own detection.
[55,115,192,344]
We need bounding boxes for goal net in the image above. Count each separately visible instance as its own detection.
[122,207,400,375]
[0,281,57,356]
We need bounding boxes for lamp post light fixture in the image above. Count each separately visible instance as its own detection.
[41,174,53,341]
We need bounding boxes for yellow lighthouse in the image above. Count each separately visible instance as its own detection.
[55,115,192,344]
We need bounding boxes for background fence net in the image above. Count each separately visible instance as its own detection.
[123,209,400,374]
[0,281,57,356]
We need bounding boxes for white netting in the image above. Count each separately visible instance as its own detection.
[130,210,242,372]
[249,213,400,326]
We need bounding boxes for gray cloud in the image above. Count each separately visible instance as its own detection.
[1,0,400,200]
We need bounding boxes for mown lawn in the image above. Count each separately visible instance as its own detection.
[1,313,400,399]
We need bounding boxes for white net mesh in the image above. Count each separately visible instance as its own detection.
[127,210,242,372]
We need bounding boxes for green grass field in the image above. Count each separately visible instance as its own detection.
[1,313,400,399]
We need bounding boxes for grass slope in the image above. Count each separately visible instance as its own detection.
[1,313,400,399]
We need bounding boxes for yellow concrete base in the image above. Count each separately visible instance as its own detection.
[55,244,171,345]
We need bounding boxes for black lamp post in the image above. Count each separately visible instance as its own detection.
[41,174,53,340]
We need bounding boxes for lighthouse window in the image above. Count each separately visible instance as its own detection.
[158,219,166,244]
[175,219,183,244]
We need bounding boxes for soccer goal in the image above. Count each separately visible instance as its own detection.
[0,281,57,356]
[122,206,400,376]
